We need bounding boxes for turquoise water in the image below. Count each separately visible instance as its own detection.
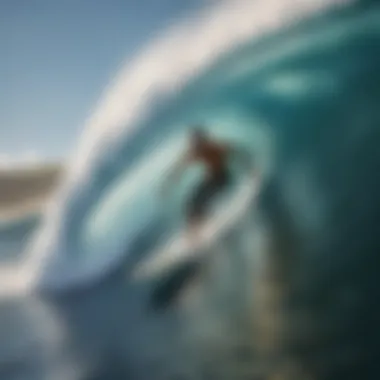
[1,1,380,379]
[29,2,380,292]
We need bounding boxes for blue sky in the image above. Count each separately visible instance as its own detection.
[0,0,205,162]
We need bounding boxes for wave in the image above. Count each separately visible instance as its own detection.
[19,0,377,293]
[0,211,41,235]
[0,211,40,268]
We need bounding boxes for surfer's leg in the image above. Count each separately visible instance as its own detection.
[186,171,232,244]
[187,214,203,247]
[186,180,213,244]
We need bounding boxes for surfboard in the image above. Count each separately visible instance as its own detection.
[134,175,261,280]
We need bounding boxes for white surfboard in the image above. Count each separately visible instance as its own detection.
[134,175,261,280]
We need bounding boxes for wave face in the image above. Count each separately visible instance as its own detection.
[7,1,379,379]
[25,0,379,298]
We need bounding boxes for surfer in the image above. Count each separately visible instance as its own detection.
[161,127,255,241]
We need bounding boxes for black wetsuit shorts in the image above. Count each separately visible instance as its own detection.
[187,170,231,219]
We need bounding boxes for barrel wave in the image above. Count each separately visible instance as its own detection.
[2,1,377,379]
[24,0,379,295]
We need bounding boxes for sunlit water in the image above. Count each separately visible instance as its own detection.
[1,1,380,379]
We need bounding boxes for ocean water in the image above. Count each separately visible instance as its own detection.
[1,0,380,379]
